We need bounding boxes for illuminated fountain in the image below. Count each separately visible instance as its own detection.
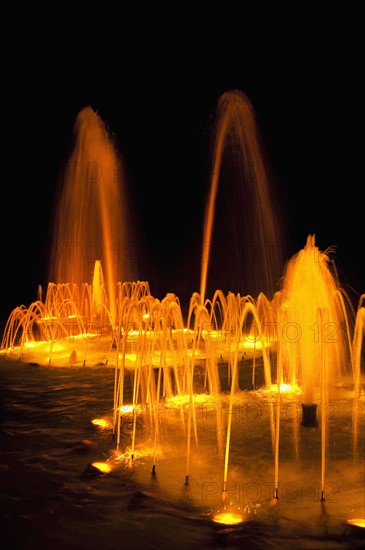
[0,92,364,538]
[48,105,133,319]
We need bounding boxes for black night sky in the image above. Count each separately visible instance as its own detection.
[1,11,364,323]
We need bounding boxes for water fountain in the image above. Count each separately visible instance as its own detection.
[1,91,364,546]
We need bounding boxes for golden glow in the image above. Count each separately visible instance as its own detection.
[112,446,160,464]
[347,518,365,528]
[39,316,57,321]
[165,393,211,408]
[91,418,109,428]
[269,383,302,394]
[172,328,192,334]
[213,512,244,525]
[91,462,111,473]
[72,332,99,341]
[201,330,267,349]
[118,404,142,414]
[202,329,220,339]
[24,341,66,351]
[120,353,138,363]
[24,342,37,349]
[127,329,164,340]
[242,338,265,350]
[280,234,352,405]
[120,405,134,414]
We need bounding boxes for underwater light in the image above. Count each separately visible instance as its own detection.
[347,518,365,528]
[91,462,112,474]
[91,418,110,428]
[213,511,244,525]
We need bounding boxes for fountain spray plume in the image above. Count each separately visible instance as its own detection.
[278,234,355,426]
[48,106,133,328]
[200,90,286,304]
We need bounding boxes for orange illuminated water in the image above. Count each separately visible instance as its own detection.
[277,234,354,405]
[0,94,364,529]
[200,90,286,303]
[48,106,132,325]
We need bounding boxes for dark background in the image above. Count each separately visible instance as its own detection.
[1,10,364,322]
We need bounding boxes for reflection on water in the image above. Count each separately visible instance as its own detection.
[1,358,364,549]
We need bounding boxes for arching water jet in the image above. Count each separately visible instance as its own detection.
[200,90,286,304]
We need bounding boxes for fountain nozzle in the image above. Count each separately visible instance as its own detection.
[301,403,318,427]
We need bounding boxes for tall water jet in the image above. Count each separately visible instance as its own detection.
[200,90,286,304]
[48,106,133,326]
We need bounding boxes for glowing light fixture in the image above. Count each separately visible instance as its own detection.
[91,418,109,428]
[347,518,365,528]
[91,462,111,474]
[213,511,244,525]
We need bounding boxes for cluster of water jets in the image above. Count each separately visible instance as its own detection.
[1,91,364,524]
